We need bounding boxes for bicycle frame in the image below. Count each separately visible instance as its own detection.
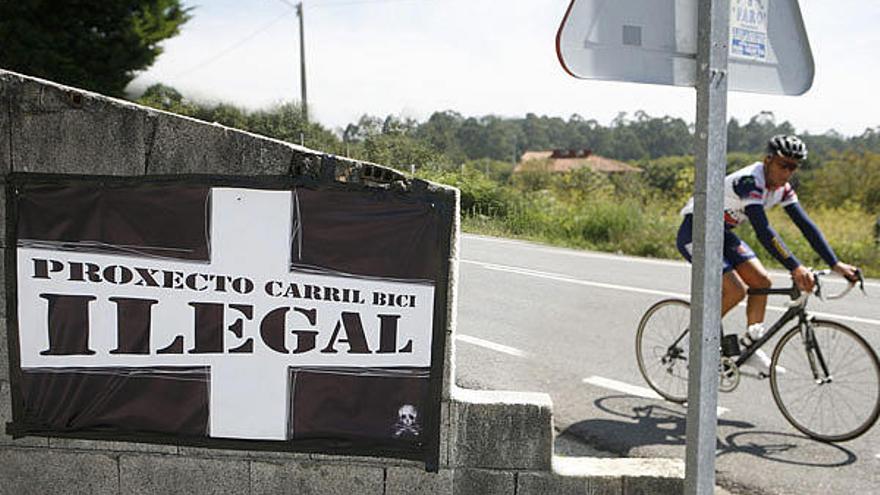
[659,274,852,377]
[736,286,829,381]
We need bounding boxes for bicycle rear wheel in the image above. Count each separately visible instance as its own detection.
[770,320,880,442]
[636,298,691,403]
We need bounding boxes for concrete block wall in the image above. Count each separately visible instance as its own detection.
[0,70,684,494]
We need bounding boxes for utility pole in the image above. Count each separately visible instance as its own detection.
[296,1,308,123]
[685,0,728,493]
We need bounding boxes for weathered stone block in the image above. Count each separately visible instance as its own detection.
[0,379,48,447]
[178,444,310,461]
[250,460,384,495]
[146,113,294,175]
[4,71,147,175]
[109,440,178,454]
[450,387,553,470]
[247,449,313,462]
[386,467,515,495]
[624,475,684,495]
[177,445,256,459]
[49,437,178,454]
[453,468,516,495]
[442,271,459,404]
[517,471,623,495]
[308,452,420,467]
[438,398,453,468]
[517,457,685,495]
[385,466,453,495]
[0,447,118,495]
[120,454,249,495]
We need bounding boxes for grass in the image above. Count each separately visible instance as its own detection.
[462,197,880,277]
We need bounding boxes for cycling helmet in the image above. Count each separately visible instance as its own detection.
[767,134,808,161]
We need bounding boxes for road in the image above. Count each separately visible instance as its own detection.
[454,233,880,495]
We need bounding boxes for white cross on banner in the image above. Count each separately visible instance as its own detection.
[15,187,435,441]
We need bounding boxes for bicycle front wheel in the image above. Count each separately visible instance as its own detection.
[636,298,691,403]
[771,320,880,442]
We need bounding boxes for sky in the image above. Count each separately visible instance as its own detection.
[130,0,880,137]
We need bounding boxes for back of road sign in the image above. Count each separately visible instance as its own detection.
[556,0,814,95]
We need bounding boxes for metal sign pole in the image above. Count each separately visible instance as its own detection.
[685,0,729,494]
[556,1,813,492]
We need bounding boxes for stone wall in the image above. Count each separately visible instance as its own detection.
[0,70,683,494]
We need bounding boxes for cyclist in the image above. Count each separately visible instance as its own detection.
[675,135,860,375]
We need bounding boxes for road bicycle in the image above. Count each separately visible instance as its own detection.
[635,269,880,442]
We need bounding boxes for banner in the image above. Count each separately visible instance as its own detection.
[6,178,450,464]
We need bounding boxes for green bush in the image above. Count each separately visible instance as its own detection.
[418,167,517,216]
[799,151,880,214]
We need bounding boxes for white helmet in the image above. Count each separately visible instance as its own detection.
[767,134,808,161]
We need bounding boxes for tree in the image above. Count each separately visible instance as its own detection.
[0,0,191,96]
[137,83,194,114]
[800,151,880,213]
[415,111,465,161]
[360,133,440,170]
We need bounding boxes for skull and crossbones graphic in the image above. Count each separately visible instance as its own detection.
[392,404,421,438]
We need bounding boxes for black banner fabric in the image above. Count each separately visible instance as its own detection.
[289,369,428,445]
[19,368,209,435]
[7,177,448,465]
[292,188,442,280]
[16,183,212,261]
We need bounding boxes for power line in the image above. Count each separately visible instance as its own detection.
[173,10,295,79]
[309,0,432,9]
[173,0,435,79]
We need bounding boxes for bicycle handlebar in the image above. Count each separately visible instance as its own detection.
[815,268,866,301]
[747,268,866,305]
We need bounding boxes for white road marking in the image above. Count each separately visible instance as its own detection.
[582,376,663,400]
[456,334,528,358]
[464,233,880,289]
[582,376,729,416]
[463,260,689,299]
[465,233,688,268]
[464,259,880,327]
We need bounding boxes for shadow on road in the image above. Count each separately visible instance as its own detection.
[557,394,857,467]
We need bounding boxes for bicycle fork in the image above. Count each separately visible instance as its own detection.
[799,318,833,385]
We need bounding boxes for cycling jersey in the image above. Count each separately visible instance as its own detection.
[678,161,838,271]
[680,162,797,227]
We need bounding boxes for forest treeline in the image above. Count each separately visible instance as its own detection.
[138,84,880,171]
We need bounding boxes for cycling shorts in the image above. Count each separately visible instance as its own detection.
[676,214,756,273]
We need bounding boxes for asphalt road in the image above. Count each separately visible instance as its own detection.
[454,233,880,495]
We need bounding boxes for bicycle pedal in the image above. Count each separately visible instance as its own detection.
[739,368,768,380]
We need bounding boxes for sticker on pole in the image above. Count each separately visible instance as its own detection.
[730,0,768,61]
[556,0,814,95]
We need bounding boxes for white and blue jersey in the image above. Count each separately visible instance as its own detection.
[680,162,799,227]
[677,162,838,272]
